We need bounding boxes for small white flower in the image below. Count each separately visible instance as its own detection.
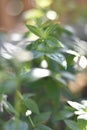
[67,100,87,120]
[77,113,87,120]
[26,110,32,116]
[74,109,85,115]
[67,101,85,110]
[81,100,87,107]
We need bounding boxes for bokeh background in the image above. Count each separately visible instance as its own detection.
[0,0,87,35]
[0,0,87,101]
[0,1,87,130]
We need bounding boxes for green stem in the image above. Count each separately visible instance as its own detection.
[28,116,35,128]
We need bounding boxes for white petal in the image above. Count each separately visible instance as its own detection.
[81,100,87,107]
[67,101,85,110]
[75,110,85,115]
[77,114,87,120]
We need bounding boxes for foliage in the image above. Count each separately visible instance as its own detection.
[0,13,87,130]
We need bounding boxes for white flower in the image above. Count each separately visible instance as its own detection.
[74,109,87,120]
[81,100,87,107]
[77,113,87,120]
[74,109,85,115]
[67,100,87,120]
[26,110,32,116]
[67,101,85,110]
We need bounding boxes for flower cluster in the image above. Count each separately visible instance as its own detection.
[67,100,87,120]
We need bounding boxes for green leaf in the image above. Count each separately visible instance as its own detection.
[24,98,39,114]
[60,72,75,81]
[26,37,63,54]
[55,110,74,121]
[3,101,17,115]
[26,40,40,50]
[47,53,67,68]
[44,24,57,38]
[23,93,35,99]
[64,120,78,130]
[77,119,87,130]
[33,112,51,124]
[26,25,43,37]
[45,82,60,100]
[0,79,18,94]
[4,120,28,130]
[46,36,63,48]
[26,41,44,58]
[34,124,52,130]
[32,50,44,58]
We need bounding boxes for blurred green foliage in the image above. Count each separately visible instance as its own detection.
[0,0,87,130]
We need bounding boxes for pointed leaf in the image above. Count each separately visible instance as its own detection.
[24,98,39,114]
[64,120,78,130]
[26,25,43,37]
[32,50,44,58]
[34,112,51,124]
[3,101,17,115]
[46,36,63,48]
[34,124,52,130]
[44,24,57,38]
[55,110,74,121]
[4,120,28,130]
[47,53,67,68]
